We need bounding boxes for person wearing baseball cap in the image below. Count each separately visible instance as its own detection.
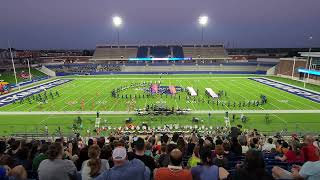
[95,146,150,180]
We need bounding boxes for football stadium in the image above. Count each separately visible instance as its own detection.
[0,1,320,180]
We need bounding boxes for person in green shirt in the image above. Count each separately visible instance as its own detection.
[32,144,49,171]
[187,145,201,168]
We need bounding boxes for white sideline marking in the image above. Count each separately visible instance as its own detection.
[0,110,319,115]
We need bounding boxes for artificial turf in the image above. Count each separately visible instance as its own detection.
[0,74,319,136]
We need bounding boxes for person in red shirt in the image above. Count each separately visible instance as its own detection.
[301,135,320,162]
[154,149,192,180]
[276,141,304,163]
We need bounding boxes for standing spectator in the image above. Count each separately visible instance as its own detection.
[154,149,192,180]
[239,138,249,154]
[81,145,109,180]
[95,146,150,180]
[158,143,177,167]
[100,145,114,168]
[128,137,156,173]
[233,150,273,180]
[213,145,228,169]
[38,142,77,180]
[76,139,93,170]
[187,145,200,168]
[262,138,276,152]
[191,148,229,180]
[222,141,234,160]
[154,144,166,163]
[301,135,320,162]
[13,146,32,172]
[32,143,48,172]
[230,137,242,156]
[7,140,20,158]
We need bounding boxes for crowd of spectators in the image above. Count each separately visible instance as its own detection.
[51,64,121,74]
[0,127,319,180]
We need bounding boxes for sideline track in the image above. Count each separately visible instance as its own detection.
[0,109,319,115]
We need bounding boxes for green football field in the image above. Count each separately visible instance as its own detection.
[0,74,319,136]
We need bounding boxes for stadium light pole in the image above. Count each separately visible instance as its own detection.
[8,41,20,90]
[26,59,32,81]
[198,16,208,44]
[303,36,313,88]
[113,16,123,46]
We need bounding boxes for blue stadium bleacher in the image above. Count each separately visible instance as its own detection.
[150,46,170,58]
[172,46,184,58]
[137,46,148,58]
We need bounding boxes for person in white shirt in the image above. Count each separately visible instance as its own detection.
[262,138,276,152]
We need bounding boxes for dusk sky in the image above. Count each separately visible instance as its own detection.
[1,0,320,49]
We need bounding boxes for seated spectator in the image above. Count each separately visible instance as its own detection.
[187,145,200,168]
[276,141,289,154]
[128,137,156,173]
[213,145,228,169]
[154,149,192,180]
[275,141,304,163]
[81,145,109,180]
[233,150,273,180]
[95,146,150,180]
[38,142,77,180]
[272,160,320,180]
[191,148,229,180]
[301,135,320,162]
[262,138,276,152]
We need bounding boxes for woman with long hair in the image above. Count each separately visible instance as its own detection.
[233,150,274,180]
[191,148,229,180]
[81,144,109,180]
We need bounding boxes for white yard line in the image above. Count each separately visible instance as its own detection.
[234,81,289,124]
[245,80,314,109]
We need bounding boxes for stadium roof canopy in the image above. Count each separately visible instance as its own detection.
[299,52,320,58]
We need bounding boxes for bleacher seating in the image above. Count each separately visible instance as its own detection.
[137,46,148,58]
[172,46,184,58]
[150,46,170,58]
[92,45,137,60]
[183,45,227,58]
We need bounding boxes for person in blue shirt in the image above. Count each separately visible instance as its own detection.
[95,146,150,180]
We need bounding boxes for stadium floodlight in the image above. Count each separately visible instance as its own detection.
[198,16,208,43]
[198,16,208,26]
[112,16,123,45]
[112,16,122,27]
